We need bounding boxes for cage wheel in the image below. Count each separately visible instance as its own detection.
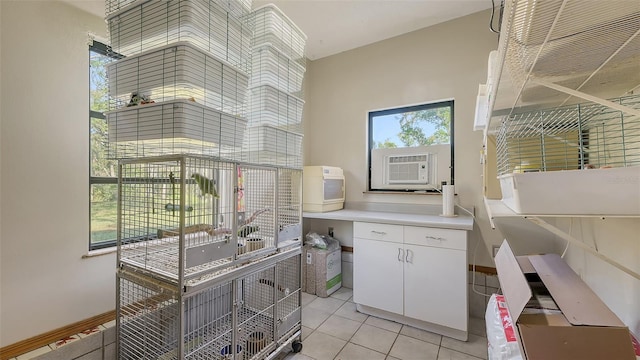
[292,340,303,353]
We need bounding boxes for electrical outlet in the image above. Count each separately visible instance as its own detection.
[328,227,334,237]
[492,245,500,258]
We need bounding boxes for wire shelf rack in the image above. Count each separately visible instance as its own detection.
[107,0,253,73]
[117,251,301,359]
[250,4,307,63]
[106,100,247,159]
[107,42,249,116]
[490,0,640,118]
[496,94,640,176]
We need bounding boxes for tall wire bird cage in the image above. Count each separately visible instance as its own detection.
[117,155,304,358]
[110,0,307,357]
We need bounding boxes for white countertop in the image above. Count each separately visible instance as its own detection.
[303,208,474,231]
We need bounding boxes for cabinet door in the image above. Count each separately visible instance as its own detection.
[403,244,467,331]
[353,237,404,315]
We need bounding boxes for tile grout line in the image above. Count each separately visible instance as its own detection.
[307,294,385,359]
[303,292,488,360]
[385,329,402,359]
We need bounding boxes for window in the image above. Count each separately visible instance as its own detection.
[368,100,454,192]
[89,41,120,250]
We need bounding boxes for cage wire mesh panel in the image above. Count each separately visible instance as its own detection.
[235,125,303,169]
[106,0,253,19]
[238,266,277,359]
[277,169,302,248]
[493,0,640,114]
[250,43,306,96]
[118,273,180,360]
[107,0,253,73]
[250,4,307,63]
[118,156,243,284]
[247,85,304,128]
[496,94,640,175]
[182,281,236,359]
[107,42,249,116]
[275,253,302,340]
[107,100,247,159]
[236,165,278,259]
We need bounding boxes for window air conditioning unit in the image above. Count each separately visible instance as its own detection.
[371,146,446,191]
[385,154,432,184]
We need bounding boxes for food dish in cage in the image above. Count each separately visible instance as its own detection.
[107,42,249,116]
[247,84,305,127]
[107,0,252,72]
[250,4,307,61]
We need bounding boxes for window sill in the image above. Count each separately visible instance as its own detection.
[83,246,117,258]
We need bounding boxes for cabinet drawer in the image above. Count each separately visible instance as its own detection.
[404,226,467,250]
[353,222,403,243]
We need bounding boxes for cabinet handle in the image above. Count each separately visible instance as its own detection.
[406,249,413,263]
[398,248,404,262]
[425,235,446,241]
[371,230,387,236]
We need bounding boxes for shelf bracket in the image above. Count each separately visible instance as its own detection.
[526,216,640,281]
[528,78,640,118]
[484,197,497,230]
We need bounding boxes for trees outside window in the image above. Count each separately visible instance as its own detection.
[368,100,454,192]
[90,41,119,249]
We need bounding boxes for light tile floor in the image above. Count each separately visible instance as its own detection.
[283,288,488,360]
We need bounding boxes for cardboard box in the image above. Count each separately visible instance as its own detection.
[495,240,635,360]
[303,245,341,297]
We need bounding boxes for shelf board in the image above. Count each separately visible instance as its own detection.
[485,198,640,223]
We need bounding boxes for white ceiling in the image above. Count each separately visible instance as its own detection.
[64,0,492,60]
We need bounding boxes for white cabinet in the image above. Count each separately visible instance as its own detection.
[404,244,467,330]
[353,222,468,340]
[353,237,403,314]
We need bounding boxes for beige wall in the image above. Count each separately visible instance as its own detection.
[0,1,637,347]
[0,1,114,346]
[553,218,640,336]
[303,10,500,265]
[302,9,640,335]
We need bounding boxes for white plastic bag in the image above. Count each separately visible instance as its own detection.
[485,294,524,360]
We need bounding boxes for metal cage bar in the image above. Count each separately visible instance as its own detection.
[496,94,640,175]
